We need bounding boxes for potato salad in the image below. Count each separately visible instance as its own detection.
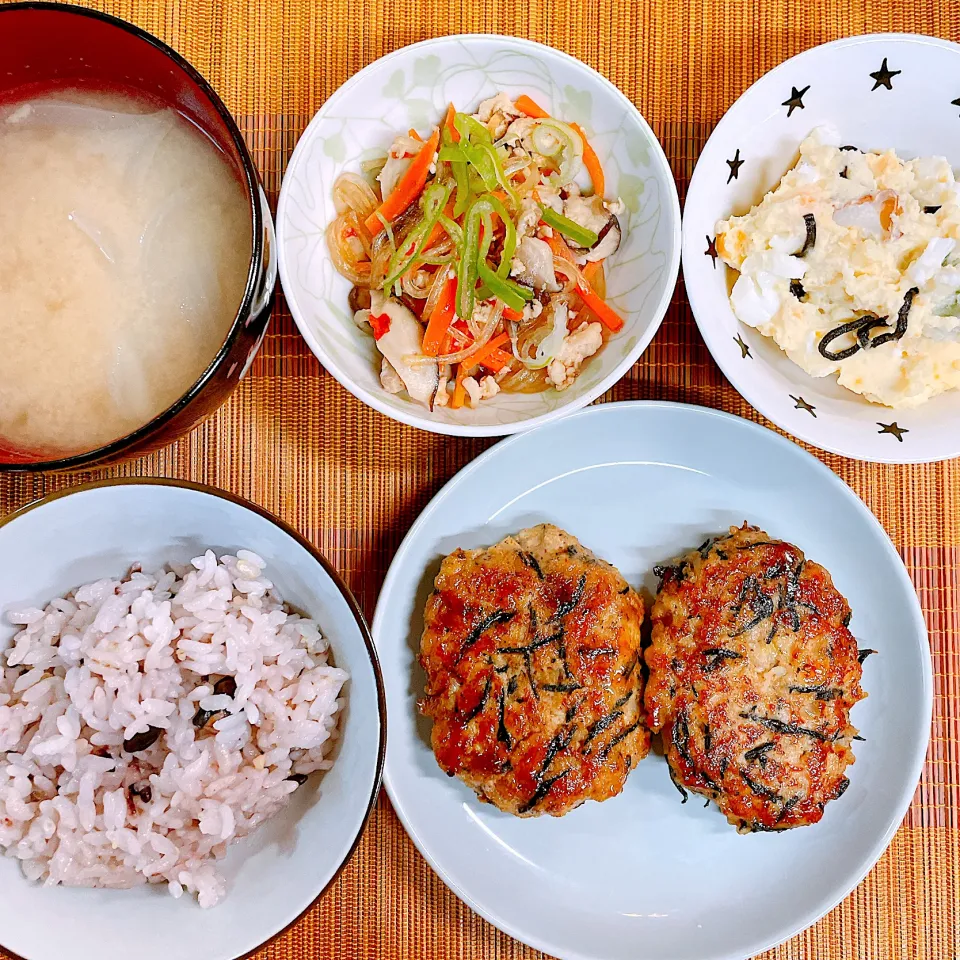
[716,127,960,408]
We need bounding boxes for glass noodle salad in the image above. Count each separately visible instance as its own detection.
[327,94,626,410]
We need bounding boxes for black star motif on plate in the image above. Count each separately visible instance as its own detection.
[782,85,810,117]
[877,421,908,442]
[790,395,817,417]
[952,96,960,116]
[726,148,744,184]
[705,235,718,266]
[734,333,752,359]
[870,58,901,91]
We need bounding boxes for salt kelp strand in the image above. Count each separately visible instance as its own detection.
[744,741,776,764]
[457,608,516,661]
[856,315,891,349]
[702,647,742,671]
[552,574,587,620]
[865,287,919,348]
[789,683,842,701]
[822,287,922,357]
[797,214,817,257]
[818,317,874,361]
[518,550,544,579]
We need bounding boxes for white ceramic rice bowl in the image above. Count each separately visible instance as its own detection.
[0,479,384,960]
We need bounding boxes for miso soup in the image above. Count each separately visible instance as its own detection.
[0,89,253,456]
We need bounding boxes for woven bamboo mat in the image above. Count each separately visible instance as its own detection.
[1,0,959,957]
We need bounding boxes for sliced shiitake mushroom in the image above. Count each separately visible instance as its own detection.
[348,285,372,313]
[584,216,622,262]
[560,194,622,262]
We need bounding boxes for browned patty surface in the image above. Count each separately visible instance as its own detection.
[419,523,650,817]
[644,524,867,832]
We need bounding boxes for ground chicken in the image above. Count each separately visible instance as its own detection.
[462,375,498,408]
[474,93,523,139]
[546,322,604,390]
[516,197,543,239]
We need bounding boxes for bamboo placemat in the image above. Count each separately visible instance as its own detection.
[1,0,958,957]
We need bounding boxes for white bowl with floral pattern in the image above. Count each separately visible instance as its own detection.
[277,34,680,436]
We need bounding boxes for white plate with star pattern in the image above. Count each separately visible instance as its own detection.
[277,34,680,437]
[682,33,960,463]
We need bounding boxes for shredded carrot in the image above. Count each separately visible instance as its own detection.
[880,195,900,233]
[514,94,550,119]
[581,260,607,300]
[422,274,457,356]
[576,280,624,333]
[472,346,515,374]
[365,128,440,235]
[451,363,468,408]
[444,103,460,142]
[463,333,511,374]
[489,348,516,369]
[545,232,577,263]
[408,128,423,141]
[502,307,524,322]
[571,122,605,198]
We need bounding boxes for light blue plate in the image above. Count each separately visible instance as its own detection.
[374,400,930,960]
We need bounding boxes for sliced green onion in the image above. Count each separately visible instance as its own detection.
[483,194,518,279]
[457,198,486,321]
[477,142,519,206]
[477,262,529,312]
[530,119,583,184]
[454,113,493,145]
[540,206,598,248]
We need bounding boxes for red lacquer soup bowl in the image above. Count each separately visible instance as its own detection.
[0,2,276,472]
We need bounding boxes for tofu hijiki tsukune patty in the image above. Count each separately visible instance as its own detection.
[419,524,649,817]
[645,524,868,833]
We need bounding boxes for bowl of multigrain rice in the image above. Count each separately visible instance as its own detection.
[0,479,384,960]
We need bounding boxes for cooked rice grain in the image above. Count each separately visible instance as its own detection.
[0,550,348,907]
